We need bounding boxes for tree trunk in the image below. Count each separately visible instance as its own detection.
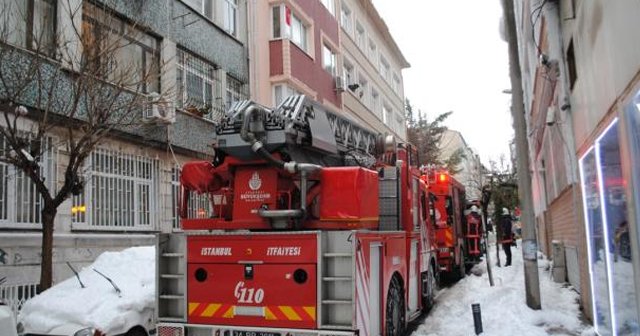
[38,206,56,292]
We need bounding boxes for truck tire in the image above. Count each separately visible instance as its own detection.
[125,326,148,336]
[422,265,438,312]
[385,275,406,336]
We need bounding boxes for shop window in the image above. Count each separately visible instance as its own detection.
[579,119,639,335]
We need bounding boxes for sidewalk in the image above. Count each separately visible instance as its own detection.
[412,241,595,336]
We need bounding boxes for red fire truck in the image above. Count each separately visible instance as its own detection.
[156,96,439,336]
[422,169,468,279]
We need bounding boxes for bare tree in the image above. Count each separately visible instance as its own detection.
[0,0,170,290]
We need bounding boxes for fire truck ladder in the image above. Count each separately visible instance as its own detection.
[319,231,356,330]
[156,233,187,323]
[219,95,381,166]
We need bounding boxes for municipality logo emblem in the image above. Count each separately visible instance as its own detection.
[249,172,262,191]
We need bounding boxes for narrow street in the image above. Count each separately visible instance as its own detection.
[410,242,592,336]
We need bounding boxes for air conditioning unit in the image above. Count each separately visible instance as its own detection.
[334,75,345,92]
[145,93,176,124]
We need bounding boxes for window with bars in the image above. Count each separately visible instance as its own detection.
[0,133,57,227]
[226,75,247,110]
[72,148,159,230]
[176,48,225,122]
[171,167,213,229]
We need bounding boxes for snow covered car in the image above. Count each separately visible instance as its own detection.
[0,303,18,336]
[17,246,155,336]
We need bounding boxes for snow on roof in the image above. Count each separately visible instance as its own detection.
[18,246,155,334]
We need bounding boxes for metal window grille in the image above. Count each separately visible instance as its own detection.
[73,148,159,230]
[176,48,224,122]
[225,74,248,111]
[0,283,38,321]
[0,133,56,227]
[171,167,213,229]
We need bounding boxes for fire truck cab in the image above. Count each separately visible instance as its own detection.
[156,96,439,336]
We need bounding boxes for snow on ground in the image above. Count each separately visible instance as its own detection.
[18,246,155,334]
[413,241,593,336]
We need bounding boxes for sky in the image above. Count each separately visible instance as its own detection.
[372,0,514,166]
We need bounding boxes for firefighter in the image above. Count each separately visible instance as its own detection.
[500,207,513,266]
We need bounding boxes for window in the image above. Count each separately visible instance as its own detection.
[392,73,401,94]
[368,38,377,61]
[343,58,355,86]
[358,74,368,105]
[355,21,365,50]
[226,74,247,110]
[2,0,57,55]
[379,56,390,82]
[183,0,214,20]
[223,0,238,36]
[273,84,302,106]
[73,148,159,230]
[395,112,404,134]
[290,12,308,51]
[371,87,381,117]
[82,3,160,93]
[340,4,352,35]
[382,103,391,124]
[322,44,336,75]
[0,133,56,227]
[272,6,281,38]
[176,48,224,121]
[320,0,335,16]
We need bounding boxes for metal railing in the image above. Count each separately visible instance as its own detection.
[0,282,39,321]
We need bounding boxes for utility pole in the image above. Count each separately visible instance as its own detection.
[501,0,542,309]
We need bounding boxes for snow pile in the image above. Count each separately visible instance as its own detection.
[414,242,590,336]
[18,246,155,334]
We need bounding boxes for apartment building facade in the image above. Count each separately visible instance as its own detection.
[338,0,409,140]
[248,0,409,140]
[439,130,485,201]
[0,0,249,288]
[513,1,640,334]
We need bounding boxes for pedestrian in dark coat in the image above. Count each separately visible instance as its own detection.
[500,208,513,266]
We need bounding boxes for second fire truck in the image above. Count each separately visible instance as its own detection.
[156,95,441,336]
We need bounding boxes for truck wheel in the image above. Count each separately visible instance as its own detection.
[125,326,147,336]
[385,275,406,336]
[422,265,438,312]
